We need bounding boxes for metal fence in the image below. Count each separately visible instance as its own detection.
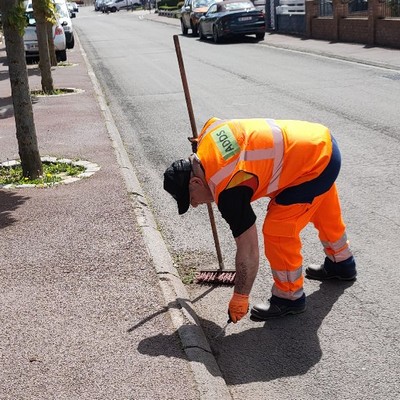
[319,0,333,16]
[318,0,400,17]
[348,0,368,14]
[381,0,400,17]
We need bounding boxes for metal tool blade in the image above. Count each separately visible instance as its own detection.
[213,320,231,339]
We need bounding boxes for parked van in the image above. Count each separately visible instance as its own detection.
[105,0,141,12]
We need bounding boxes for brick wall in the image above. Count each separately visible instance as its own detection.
[311,18,336,41]
[305,0,400,49]
[340,17,369,44]
[375,19,400,48]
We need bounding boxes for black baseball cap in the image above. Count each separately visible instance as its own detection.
[163,159,192,215]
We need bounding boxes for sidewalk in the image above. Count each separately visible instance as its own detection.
[1,14,399,399]
[0,39,229,399]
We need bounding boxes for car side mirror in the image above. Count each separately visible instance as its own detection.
[70,12,76,18]
[62,21,68,26]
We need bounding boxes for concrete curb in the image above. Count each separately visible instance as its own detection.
[77,33,233,400]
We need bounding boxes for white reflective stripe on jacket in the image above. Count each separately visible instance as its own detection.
[207,119,284,198]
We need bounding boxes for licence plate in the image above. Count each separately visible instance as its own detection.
[238,16,252,21]
[26,43,39,51]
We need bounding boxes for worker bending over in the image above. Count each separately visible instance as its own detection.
[164,117,357,322]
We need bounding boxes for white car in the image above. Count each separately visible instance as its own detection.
[24,1,75,49]
[23,11,67,62]
[94,0,107,11]
[105,0,141,12]
[54,0,75,49]
[67,2,79,12]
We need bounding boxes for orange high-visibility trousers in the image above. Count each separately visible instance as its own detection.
[262,183,352,301]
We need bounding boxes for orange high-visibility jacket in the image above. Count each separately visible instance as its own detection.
[196,118,333,203]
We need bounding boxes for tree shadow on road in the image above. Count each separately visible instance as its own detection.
[0,57,43,83]
[0,190,30,229]
[0,96,13,119]
[137,280,355,383]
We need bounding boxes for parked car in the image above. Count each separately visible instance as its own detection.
[94,0,107,11]
[23,11,67,62]
[25,1,75,49]
[180,0,215,36]
[54,0,76,49]
[71,2,79,11]
[104,0,141,12]
[198,0,265,43]
[67,2,79,12]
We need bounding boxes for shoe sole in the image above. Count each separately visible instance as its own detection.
[305,273,357,281]
[250,306,306,321]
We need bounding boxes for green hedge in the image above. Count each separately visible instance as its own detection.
[158,5,179,10]
[158,0,180,7]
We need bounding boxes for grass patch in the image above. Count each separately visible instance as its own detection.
[30,88,77,96]
[181,266,198,285]
[57,62,74,67]
[0,162,85,186]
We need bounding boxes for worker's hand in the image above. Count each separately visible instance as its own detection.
[228,292,249,323]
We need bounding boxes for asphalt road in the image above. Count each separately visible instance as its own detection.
[74,7,400,399]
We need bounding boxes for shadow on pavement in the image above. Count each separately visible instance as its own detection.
[136,280,354,382]
[127,286,217,333]
[210,280,355,384]
[0,69,11,82]
[0,96,13,119]
[0,53,7,67]
[0,190,30,229]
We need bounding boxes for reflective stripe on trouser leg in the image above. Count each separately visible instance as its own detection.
[310,184,353,262]
[263,200,323,301]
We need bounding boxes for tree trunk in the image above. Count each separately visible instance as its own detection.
[0,0,43,179]
[47,21,57,67]
[32,0,54,93]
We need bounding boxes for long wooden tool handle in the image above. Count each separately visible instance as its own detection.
[173,34,225,269]
[205,203,225,269]
[173,35,198,142]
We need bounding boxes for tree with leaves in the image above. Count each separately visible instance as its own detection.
[0,0,43,179]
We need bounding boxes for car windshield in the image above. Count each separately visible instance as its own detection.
[55,3,69,18]
[193,0,213,7]
[223,1,255,11]
[25,11,36,26]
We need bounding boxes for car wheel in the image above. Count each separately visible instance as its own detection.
[256,32,265,40]
[213,26,221,44]
[181,19,188,35]
[56,49,67,62]
[111,6,116,12]
[191,21,198,37]
[67,35,75,49]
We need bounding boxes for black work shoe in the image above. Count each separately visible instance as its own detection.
[305,256,357,281]
[250,295,306,320]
